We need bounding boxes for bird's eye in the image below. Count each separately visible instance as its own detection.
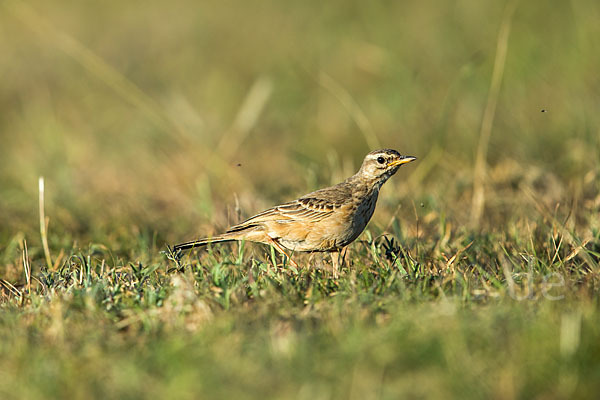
[377,156,385,165]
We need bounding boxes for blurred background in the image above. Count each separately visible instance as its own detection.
[1,0,598,253]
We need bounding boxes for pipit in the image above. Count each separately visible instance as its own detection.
[173,149,416,276]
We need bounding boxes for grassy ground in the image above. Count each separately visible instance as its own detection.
[1,0,599,398]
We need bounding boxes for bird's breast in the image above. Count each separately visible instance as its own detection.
[328,188,379,247]
[353,190,379,227]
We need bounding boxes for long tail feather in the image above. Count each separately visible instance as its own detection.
[173,235,236,252]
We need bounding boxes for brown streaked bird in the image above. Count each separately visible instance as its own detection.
[173,149,416,277]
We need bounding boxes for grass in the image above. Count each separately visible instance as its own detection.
[1,0,600,398]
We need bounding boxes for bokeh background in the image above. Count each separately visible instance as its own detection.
[1,1,600,399]
[2,0,598,254]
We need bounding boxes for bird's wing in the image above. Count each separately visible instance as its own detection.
[225,200,333,233]
[226,184,351,233]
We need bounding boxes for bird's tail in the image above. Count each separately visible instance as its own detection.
[173,234,237,253]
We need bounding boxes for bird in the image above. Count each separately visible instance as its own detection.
[173,149,416,277]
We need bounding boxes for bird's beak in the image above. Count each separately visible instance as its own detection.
[388,156,417,167]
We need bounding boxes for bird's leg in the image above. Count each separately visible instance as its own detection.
[330,251,340,279]
[266,237,299,269]
[340,247,348,267]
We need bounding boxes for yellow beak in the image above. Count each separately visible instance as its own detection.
[388,156,417,167]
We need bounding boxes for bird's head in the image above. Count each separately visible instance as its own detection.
[358,149,416,185]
